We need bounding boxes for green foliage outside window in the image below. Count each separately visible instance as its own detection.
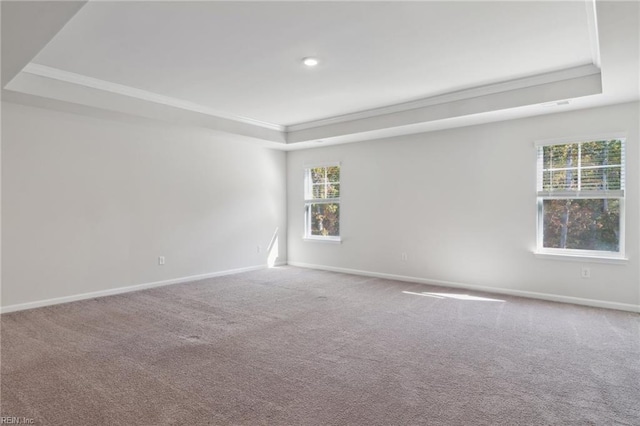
[309,203,340,237]
[306,166,340,238]
[543,199,620,251]
[539,139,623,252]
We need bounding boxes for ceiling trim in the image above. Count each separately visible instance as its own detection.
[0,89,289,151]
[5,70,286,144]
[22,63,285,132]
[286,70,602,144]
[22,62,601,137]
[585,0,601,68]
[287,64,601,132]
[10,62,602,148]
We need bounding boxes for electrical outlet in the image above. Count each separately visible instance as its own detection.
[581,267,590,278]
[158,256,165,266]
[401,253,408,262]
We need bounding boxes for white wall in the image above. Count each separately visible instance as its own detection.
[287,102,640,310]
[1,101,287,308]
[3,101,638,312]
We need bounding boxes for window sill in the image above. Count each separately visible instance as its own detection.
[534,251,628,264]
[303,236,342,244]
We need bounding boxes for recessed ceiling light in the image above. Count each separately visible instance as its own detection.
[303,57,319,67]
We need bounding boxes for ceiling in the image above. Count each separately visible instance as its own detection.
[2,1,639,150]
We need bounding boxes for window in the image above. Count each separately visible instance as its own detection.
[536,138,625,258]
[304,164,340,241]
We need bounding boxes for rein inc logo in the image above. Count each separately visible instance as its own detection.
[0,418,34,425]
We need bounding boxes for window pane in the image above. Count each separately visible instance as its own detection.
[326,166,340,183]
[308,203,340,237]
[310,166,340,185]
[327,183,340,198]
[312,184,325,199]
[581,167,622,191]
[310,168,326,185]
[580,140,622,167]
[308,166,340,200]
[311,183,340,199]
[542,199,620,251]
[544,144,578,170]
[543,169,578,191]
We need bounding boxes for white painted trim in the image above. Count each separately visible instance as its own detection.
[287,64,600,132]
[302,161,341,168]
[537,190,624,199]
[303,237,342,244]
[0,262,287,314]
[18,63,602,144]
[22,63,285,132]
[533,252,628,264]
[585,0,601,68]
[287,261,640,313]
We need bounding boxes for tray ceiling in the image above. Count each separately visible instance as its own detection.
[2,1,638,150]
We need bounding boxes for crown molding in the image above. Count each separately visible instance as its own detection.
[22,62,601,138]
[14,62,603,149]
[286,64,600,132]
[22,63,285,132]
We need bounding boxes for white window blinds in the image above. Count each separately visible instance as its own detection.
[536,139,625,199]
[305,166,340,201]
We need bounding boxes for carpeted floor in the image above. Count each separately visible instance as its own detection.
[1,266,639,425]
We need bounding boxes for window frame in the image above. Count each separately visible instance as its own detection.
[303,163,341,243]
[534,135,627,261]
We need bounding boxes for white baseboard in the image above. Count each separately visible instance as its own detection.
[4,261,636,314]
[288,261,640,313]
[0,262,287,314]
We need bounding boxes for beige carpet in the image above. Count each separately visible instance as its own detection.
[1,266,639,425]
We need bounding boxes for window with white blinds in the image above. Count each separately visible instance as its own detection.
[304,164,340,241]
[536,138,625,257]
